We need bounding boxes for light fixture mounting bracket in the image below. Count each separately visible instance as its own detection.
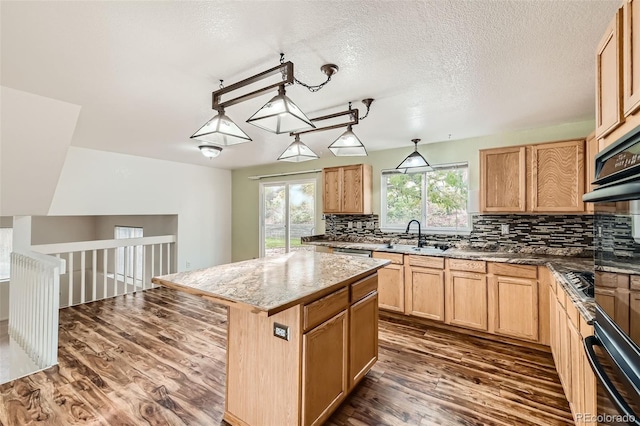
[320,64,339,77]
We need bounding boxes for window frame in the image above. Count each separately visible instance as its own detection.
[380,163,471,235]
[114,226,144,281]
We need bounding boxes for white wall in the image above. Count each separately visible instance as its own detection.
[48,147,232,270]
[0,87,80,216]
[0,217,11,320]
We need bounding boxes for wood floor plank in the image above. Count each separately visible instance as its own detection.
[0,287,573,425]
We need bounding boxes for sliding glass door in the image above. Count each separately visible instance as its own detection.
[260,180,316,257]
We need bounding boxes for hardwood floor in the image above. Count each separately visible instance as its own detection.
[0,288,572,425]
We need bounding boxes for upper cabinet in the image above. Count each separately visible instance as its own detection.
[480,139,586,214]
[322,164,372,214]
[479,147,526,212]
[624,0,640,116]
[530,140,585,212]
[596,8,623,139]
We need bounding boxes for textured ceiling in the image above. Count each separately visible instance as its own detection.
[1,1,621,170]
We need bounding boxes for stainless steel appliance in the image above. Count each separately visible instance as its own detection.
[584,126,640,425]
[332,248,373,257]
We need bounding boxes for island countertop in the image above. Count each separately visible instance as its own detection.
[152,251,390,316]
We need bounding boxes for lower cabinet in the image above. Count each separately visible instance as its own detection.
[407,266,445,321]
[302,310,348,426]
[373,252,404,312]
[349,292,378,387]
[445,269,488,331]
[549,276,598,425]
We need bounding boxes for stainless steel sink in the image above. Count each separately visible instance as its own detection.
[409,246,445,254]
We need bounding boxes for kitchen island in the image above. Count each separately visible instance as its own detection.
[152,251,389,426]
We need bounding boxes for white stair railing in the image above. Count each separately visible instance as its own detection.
[31,235,176,308]
[9,250,66,369]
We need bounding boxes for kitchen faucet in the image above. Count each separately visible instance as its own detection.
[406,219,425,248]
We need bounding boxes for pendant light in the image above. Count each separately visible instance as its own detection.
[396,139,431,172]
[277,134,319,162]
[198,144,222,158]
[328,124,367,156]
[246,85,315,134]
[191,108,252,146]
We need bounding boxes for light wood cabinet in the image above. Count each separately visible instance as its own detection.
[596,8,624,139]
[489,274,539,341]
[624,0,640,116]
[529,140,585,212]
[322,164,372,214]
[479,147,526,212]
[302,309,348,426]
[479,140,587,213]
[406,266,445,321]
[445,269,488,331]
[349,291,378,388]
[373,251,405,313]
[548,274,598,425]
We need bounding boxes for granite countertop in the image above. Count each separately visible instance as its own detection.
[305,238,596,323]
[152,251,390,316]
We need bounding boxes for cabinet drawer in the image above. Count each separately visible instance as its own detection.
[488,263,537,279]
[351,274,378,302]
[408,255,444,269]
[447,258,486,273]
[304,287,349,332]
[373,251,404,265]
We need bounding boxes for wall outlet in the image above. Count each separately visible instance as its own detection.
[347,221,353,228]
[501,224,509,235]
[273,323,290,341]
[356,221,362,229]
[186,261,191,268]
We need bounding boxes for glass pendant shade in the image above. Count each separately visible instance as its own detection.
[397,139,431,172]
[278,135,319,162]
[191,110,252,146]
[198,144,222,158]
[246,87,315,134]
[328,125,367,156]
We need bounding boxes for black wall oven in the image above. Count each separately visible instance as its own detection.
[584,126,640,425]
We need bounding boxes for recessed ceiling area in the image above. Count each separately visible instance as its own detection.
[1,1,620,170]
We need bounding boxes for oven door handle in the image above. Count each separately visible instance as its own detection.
[584,336,640,425]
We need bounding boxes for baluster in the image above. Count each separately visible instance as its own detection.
[80,250,86,304]
[124,244,129,295]
[113,247,118,297]
[68,252,74,307]
[132,244,138,294]
[159,244,163,277]
[151,244,155,288]
[142,245,147,290]
[103,249,108,300]
[92,249,97,302]
[167,243,171,274]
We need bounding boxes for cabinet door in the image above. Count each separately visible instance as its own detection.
[342,165,365,213]
[549,286,559,364]
[558,302,571,398]
[302,310,348,426]
[408,266,445,321]
[581,347,598,425]
[596,10,623,138]
[490,275,539,341]
[378,264,405,313]
[323,167,342,213]
[445,270,488,331]
[479,147,526,212]
[630,289,640,343]
[624,0,640,115]
[568,318,582,412]
[530,140,585,212]
[349,292,378,389]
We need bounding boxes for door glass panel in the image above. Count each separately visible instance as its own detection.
[289,182,315,253]
[263,185,286,257]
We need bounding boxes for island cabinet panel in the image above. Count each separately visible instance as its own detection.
[225,305,303,426]
[479,146,526,212]
[302,310,349,426]
[529,140,585,212]
[489,275,539,341]
[596,8,624,139]
[349,291,378,388]
[373,252,405,312]
[322,164,372,214]
[445,270,488,331]
[406,266,445,322]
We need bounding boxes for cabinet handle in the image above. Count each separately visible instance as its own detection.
[584,336,640,425]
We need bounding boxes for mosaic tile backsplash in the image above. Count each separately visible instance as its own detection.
[322,213,594,255]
